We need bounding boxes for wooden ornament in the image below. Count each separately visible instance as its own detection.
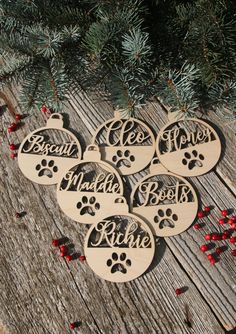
[155,113,221,176]
[18,113,82,185]
[130,159,198,237]
[92,110,156,175]
[57,145,124,224]
[84,197,155,282]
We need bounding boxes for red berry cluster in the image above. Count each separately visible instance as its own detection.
[51,239,86,263]
[195,207,236,264]
[8,114,23,159]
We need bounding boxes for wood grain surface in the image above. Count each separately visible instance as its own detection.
[0,86,235,334]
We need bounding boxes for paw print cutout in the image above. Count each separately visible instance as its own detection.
[112,150,135,168]
[107,252,132,274]
[154,208,178,229]
[35,159,58,178]
[76,196,100,216]
[182,150,204,170]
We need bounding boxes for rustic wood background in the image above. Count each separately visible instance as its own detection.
[0,86,236,334]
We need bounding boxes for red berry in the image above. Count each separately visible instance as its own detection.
[193,223,201,230]
[10,122,17,130]
[9,143,17,151]
[59,245,67,253]
[231,216,236,222]
[222,235,228,240]
[79,255,86,262]
[200,244,208,252]
[210,258,216,265]
[231,223,236,229]
[231,250,236,256]
[219,219,225,225]
[204,206,211,212]
[175,288,182,296]
[228,218,234,225]
[15,114,22,121]
[7,126,13,133]
[60,251,66,257]
[230,237,236,244]
[66,255,72,262]
[70,323,76,330]
[204,234,212,241]
[215,247,223,254]
[15,212,21,218]
[223,229,232,236]
[41,105,48,113]
[211,233,222,241]
[10,152,17,159]
[52,239,59,247]
[221,209,228,217]
[207,254,214,260]
[197,211,204,219]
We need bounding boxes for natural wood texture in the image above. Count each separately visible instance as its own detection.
[0,86,235,333]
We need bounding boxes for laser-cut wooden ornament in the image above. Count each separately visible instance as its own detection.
[130,159,198,237]
[18,113,82,185]
[92,110,156,175]
[57,145,124,224]
[155,112,221,177]
[84,197,155,282]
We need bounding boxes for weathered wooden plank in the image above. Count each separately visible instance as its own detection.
[69,91,236,330]
[0,88,226,334]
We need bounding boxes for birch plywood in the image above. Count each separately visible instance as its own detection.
[0,87,234,334]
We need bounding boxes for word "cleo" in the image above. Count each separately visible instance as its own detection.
[23,135,76,156]
[91,221,151,248]
[105,119,150,146]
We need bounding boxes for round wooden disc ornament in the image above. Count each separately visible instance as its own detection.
[92,110,156,175]
[57,145,124,224]
[130,159,198,237]
[155,112,221,177]
[84,197,155,282]
[18,113,82,185]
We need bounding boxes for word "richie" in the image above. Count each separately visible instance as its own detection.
[138,181,192,206]
[23,135,76,156]
[105,119,150,146]
[160,126,213,153]
[91,221,151,248]
[60,172,120,193]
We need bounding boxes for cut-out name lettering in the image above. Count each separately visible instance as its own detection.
[138,181,193,206]
[23,135,77,156]
[160,127,214,153]
[91,221,151,248]
[105,120,150,146]
[60,172,121,193]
